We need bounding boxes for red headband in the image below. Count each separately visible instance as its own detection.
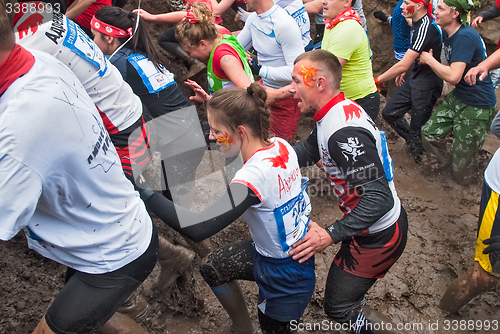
[182,8,198,23]
[411,0,435,18]
[91,16,133,38]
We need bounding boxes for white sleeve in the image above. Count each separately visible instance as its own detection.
[259,20,304,82]
[0,155,42,241]
[237,15,255,51]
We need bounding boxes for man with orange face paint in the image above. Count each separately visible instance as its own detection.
[289,50,408,334]
[375,0,443,164]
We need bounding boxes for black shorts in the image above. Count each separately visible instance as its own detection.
[45,224,158,334]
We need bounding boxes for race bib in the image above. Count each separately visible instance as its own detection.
[291,7,309,37]
[63,18,107,77]
[274,178,311,253]
[380,131,394,181]
[127,53,175,94]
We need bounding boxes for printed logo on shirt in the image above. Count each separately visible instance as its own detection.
[343,103,363,122]
[337,137,365,162]
[320,144,335,168]
[45,11,66,45]
[263,141,289,169]
[16,13,44,40]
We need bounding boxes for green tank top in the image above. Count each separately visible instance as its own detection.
[207,35,254,94]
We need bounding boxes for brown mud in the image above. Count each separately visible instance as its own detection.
[3,1,500,333]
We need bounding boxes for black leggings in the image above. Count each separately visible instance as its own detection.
[200,240,296,334]
[45,225,158,334]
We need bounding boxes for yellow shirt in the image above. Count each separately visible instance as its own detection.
[321,19,376,100]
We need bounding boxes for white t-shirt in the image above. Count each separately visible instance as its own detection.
[14,9,142,133]
[0,50,152,274]
[231,138,311,258]
[237,5,305,89]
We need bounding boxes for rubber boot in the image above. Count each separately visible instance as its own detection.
[439,262,500,314]
[157,235,195,291]
[95,312,149,334]
[211,281,255,334]
[160,41,206,80]
[360,306,409,334]
[117,291,150,322]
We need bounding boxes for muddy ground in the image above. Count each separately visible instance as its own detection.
[3,1,500,333]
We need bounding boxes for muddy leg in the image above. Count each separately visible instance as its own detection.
[95,312,149,334]
[32,316,55,334]
[439,261,500,313]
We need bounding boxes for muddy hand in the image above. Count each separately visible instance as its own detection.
[185,79,210,102]
[289,221,333,263]
[418,49,433,65]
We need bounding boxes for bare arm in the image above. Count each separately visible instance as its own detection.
[304,0,323,15]
[133,9,186,24]
[465,48,500,85]
[419,49,466,85]
[376,48,419,83]
[219,54,253,88]
[65,0,97,19]
[211,0,236,16]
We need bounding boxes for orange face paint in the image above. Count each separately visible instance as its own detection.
[217,131,233,151]
[298,64,319,88]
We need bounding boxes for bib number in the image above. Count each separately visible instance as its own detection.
[128,53,175,94]
[274,178,311,253]
[63,18,107,77]
[291,7,309,37]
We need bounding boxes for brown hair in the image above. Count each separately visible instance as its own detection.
[295,49,342,91]
[207,82,271,142]
[175,2,218,47]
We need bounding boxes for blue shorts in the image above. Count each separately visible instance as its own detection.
[254,252,315,322]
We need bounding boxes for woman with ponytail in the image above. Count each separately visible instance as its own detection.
[173,2,254,101]
[148,82,315,334]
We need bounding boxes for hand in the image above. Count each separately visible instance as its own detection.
[418,49,434,66]
[250,61,261,77]
[374,77,385,92]
[464,65,489,85]
[395,72,406,86]
[471,16,483,28]
[289,221,333,263]
[374,10,388,23]
[133,9,155,21]
[237,7,251,22]
[483,236,500,254]
[184,79,210,102]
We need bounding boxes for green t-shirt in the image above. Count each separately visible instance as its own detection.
[321,19,376,100]
[207,35,254,94]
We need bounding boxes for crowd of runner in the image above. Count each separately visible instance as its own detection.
[1,0,500,333]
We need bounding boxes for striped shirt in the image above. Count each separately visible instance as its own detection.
[408,14,443,89]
